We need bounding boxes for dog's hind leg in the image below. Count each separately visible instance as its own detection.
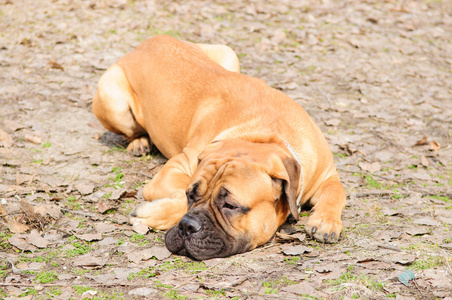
[195,44,240,73]
[92,64,151,156]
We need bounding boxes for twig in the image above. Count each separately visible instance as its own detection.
[442,250,452,277]
[0,212,22,217]
[137,172,154,179]
[61,208,101,220]
[377,243,403,252]
[315,85,333,106]
[0,282,151,287]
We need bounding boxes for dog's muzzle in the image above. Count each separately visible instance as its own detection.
[165,209,251,260]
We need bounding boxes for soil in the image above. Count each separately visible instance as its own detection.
[1,0,451,299]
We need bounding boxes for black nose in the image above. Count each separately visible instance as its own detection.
[178,215,201,236]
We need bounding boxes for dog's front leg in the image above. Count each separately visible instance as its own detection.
[129,150,197,230]
[304,175,346,243]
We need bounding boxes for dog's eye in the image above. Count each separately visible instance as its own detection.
[223,201,238,210]
[186,183,200,207]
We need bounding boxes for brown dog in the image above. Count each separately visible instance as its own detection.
[93,35,346,260]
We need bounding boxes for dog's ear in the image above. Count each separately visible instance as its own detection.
[268,156,301,220]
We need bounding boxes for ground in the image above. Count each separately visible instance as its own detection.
[0,0,451,299]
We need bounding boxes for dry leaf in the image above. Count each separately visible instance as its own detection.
[24,135,42,144]
[0,203,7,216]
[0,129,13,147]
[3,120,25,131]
[6,219,29,233]
[358,161,381,173]
[75,183,95,195]
[132,223,149,235]
[430,141,440,151]
[420,155,429,167]
[281,244,313,255]
[76,233,103,242]
[49,60,64,70]
[324,118,341,126]
[26,229,49,248]
[9,235,37,251]
[414,135,428,146]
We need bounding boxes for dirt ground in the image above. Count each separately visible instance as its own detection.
[1,0,451,299]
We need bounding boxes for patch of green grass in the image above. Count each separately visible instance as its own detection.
[128,267,157,280]
[262,275,297,294]
[0,232,13,250]
[164,289,187,300]
[409,254,451,271]
[20,288,38,297]
[48,286,62,297]
[107,167,124,189]
[284,256,301,265]
[327,265,384,292]
[73,285,96,295]
[429,195,451,203]
[72,268,91,276]
[161,258,207,274]
[107,146,127,153]
[42,141,51,148]
[366,175,382,189]
[35,270,58,283]
[64,242,91,257]
[205,289,226,298]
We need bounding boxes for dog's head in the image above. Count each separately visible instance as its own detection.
[165,138,300,260]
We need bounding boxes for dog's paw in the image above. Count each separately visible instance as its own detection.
[127,136,151,156]
[129,199,182,230]
[304,210,343,243]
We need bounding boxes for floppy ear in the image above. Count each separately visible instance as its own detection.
[269,156,301,220]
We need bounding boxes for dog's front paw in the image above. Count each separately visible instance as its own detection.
[304,210,343,243]
[127,136,151,156]
[129,199,183,230]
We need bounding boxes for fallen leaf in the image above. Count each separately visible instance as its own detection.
[75,183,95,195]
[0,203,7,216]
[0,129,13,147]
[324,118,341,126]
[97,200,116,213]
[358,161,381,173]
[420,155,429,167]
[414,135,428,146]
[412,218,440,226]
[98,237,118,245]
[148,245,172,260]
[132,223,149,235]
[24,135,42,144]
[430,141,440,151]
[49,60,64,70]
[404,227,430,236]
[5,218,29,233]
[80,290,97,299]
[3,120,25,131]
[76,233,102,242]
[128,287,159,297]
[26,229,49,248]
[74,254,107,268]
[9,234,37,251]
[95,223,117,233]
[281,244,313,255]
[282,281,316,295]
[34,204,61,220]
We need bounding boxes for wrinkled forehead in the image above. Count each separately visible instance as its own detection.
[191,157,271,202]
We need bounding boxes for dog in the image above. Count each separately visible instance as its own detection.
[92,35,346,260]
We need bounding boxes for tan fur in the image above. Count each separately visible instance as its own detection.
[92,35,346,248]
